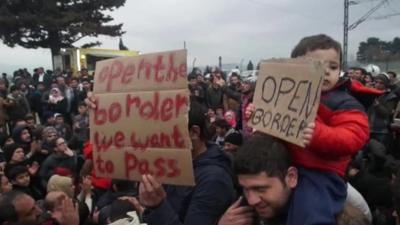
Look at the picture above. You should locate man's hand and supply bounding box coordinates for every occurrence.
[218,197,254,225]
[85,91,97,109]
[52,198,79,225]
[302,122,315,147]
[139,174,166,208]
[30,140,41,154]
[28,162,40,176]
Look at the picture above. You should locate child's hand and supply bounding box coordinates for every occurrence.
[302,122,315,147]
[245,103,255,119]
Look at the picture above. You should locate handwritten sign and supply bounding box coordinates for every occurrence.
[249,58,324,147]
[91,50,194,186]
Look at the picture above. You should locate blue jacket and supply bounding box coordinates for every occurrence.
[143,143,235,225]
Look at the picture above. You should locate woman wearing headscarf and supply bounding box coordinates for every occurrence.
[43,87,68,119]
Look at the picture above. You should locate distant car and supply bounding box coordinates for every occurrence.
[240,70,258,82]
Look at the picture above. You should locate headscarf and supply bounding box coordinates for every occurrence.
[49,88,64,103]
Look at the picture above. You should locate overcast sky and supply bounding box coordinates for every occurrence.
[0,0,399,74]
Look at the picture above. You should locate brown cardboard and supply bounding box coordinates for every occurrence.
[94,50,188,93]
[249,58,324,147]
[91,49,194,186]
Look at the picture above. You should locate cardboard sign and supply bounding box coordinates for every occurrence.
[91,50,195,186]
[249,58,324,147]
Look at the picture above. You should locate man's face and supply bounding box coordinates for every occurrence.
[304,48,340,92]
[374,78,387,91]
[353,69,364,82]
[26,119,35,128]
[70,79,78,89]
[13,194,42,225]
[239,170,297,219]
[1,175,12,193]
[231,76,240,86]
[56,77,65,86]
[11,148,25,163]
[223,142,238,153]
[82,81,91,90]
[46,132,57,143]
[241,83,251,93]
[20,129,31,143]
[55,116,64,125]
[347,69,354,79]
[55,138,67,153]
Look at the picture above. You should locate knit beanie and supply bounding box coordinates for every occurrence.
[224,132,243,146]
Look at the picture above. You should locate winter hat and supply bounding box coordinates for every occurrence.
[224,132,243,146]
[3,143,22,162]
[375,73,390,87]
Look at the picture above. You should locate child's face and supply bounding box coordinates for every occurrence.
[13,172,30,187]
[78,105,88,115]
[304,48,340,92]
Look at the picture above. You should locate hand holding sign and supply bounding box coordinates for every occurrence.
[249,58,324,147]
[139,174,166,208]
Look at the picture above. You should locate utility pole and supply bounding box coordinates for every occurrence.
[343,0,349,70]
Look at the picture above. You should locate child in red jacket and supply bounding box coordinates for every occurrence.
[286,34,371,225]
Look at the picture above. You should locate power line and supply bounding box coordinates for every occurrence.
[368,12,400,20]
[348,0,389,30]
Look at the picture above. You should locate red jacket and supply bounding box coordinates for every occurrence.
[290,79,382,177]
[83,142,112,189]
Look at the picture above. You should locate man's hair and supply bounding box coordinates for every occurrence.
[111,179,137,193]
[78,101,87,108]
[353,67,367,76]
[8,166,29,181]
[109,199,135,222]
[234,132,291,181]
[230,72,240,80]
[188,100,208,140]
[387,71,397,78]
[291,34,342,65]
[214,119,231,130]
[0,191,25,223]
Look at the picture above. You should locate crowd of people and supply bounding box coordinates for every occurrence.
[0,33,399,225]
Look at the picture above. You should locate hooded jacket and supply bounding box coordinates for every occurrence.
[290,78,377,177]
[39,152,77,184]
[143,143,236,225]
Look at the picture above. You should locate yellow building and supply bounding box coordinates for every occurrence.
[56,48,140,75]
